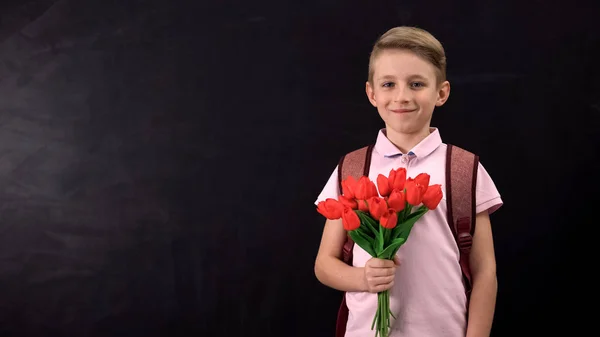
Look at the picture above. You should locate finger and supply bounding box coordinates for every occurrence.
[393,255,401,265]
[373,267,396,277]
[368,275,395,286]
[372,280,394,293]
[366,268,394,279]
[369,258,395,268]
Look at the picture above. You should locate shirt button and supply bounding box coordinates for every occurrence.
[401,156,409,163]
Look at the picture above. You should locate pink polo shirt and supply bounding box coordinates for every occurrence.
[315,128,503,337]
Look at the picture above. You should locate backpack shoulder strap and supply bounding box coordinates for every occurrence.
[337,145,374,196]
[336,144,374,264]
[335,144,373,337]
[445,144,479,302]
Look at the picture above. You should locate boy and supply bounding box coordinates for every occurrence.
[314,27,503,337]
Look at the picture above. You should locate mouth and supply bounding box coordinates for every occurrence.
[390,108,416,114]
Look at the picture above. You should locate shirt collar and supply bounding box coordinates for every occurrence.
[374,127,443,158]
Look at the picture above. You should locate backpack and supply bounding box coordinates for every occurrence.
[334,144,479,337]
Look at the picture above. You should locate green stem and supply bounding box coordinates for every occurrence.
[386,290,390,328]
[371,290,390,337]
[372,289,395,337]
[379,292,382,334]
[371,304,378,330]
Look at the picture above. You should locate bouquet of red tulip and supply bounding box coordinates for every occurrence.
[316,167,443,337]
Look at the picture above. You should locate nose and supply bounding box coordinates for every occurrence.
[393,85,411,103]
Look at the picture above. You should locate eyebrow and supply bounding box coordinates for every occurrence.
[377,74,429,81]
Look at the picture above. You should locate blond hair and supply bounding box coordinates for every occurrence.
[368,26,447,85]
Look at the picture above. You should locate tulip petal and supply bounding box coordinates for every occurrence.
[377,174,391,197]
[387,189,406,212]
[368,196,388,220]
[340,195,358,210]
[422,184,443,209]
[389,168,407,191]
[341,206,361,231]
[380,208,398,229]
[405,181,424,206]
[413,173,430,188]
[316,198,344,219]
[342,177,358,198]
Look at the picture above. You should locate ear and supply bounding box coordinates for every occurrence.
[435,80,451,106]
[365,81,377,107]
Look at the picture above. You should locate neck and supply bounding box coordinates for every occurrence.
[385,127,431,154]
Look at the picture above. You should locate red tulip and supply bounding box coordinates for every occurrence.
[341,206,360,231]
[317,198,344,219]
[358,200,369,212]
[342,176,358,198]
[387,189,406,212]
[368,196,388,220]
[380,208,398,229]
[405,180,425,206]
[422,184,443,209]
[355,176,378,200]
[376,174,391,197]
[340,195,358,210]
[388,168,407,191]
[413,173,430,189]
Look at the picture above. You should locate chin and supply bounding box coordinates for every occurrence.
[387,123,427,136]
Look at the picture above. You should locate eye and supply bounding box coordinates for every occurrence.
[382,82,395,88]
[410,82,425,88]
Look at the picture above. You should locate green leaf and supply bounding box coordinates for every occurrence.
[378,237,406,259]
[405,205,428,220]
[384,226,391,243]
[376,223,385,255]
[391,220,407,239]
[399,203,412,221]
[356,226,375,244]
[396,213,427,242]
[391,207,429,240]
[349,230,376,257]
[356,211,379,237]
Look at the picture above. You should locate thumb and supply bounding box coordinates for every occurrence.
[393,255,401,266]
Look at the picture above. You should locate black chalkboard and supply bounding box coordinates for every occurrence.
[0,0,597,336]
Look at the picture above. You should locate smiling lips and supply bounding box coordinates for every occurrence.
[390,108,416,114]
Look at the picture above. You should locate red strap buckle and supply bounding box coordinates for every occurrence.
[458,232,472,252]
[456,217,472,253]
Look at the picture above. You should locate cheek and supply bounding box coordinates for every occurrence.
[375,91,393,104]
[417,92,438,106]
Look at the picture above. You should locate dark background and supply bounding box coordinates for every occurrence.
[0,0,598,336]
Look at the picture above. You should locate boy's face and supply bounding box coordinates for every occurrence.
[366,49,450,138]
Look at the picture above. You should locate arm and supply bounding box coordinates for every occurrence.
[466,210,498,337]
[314,218,368,292]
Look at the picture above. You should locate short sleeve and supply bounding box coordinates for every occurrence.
[475,162,503,215]
[314,165,341,206]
